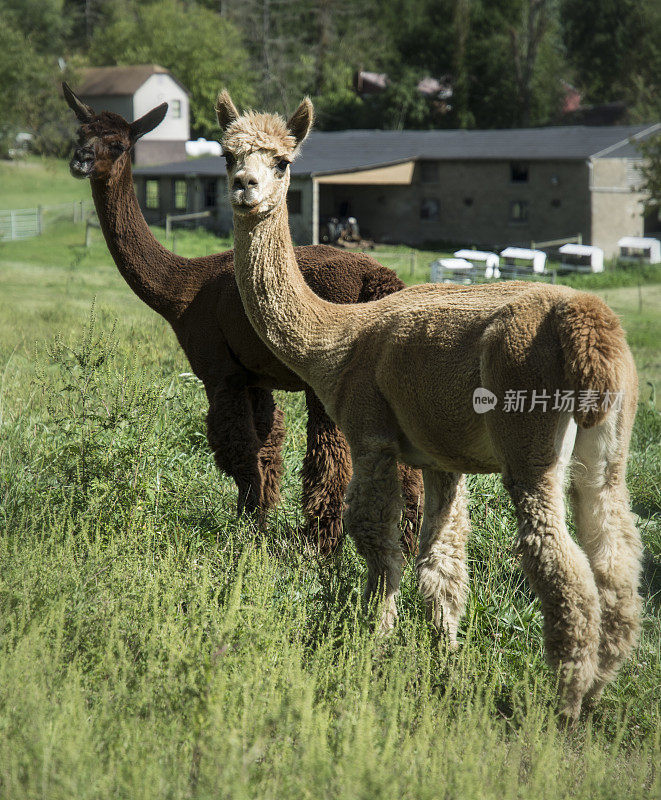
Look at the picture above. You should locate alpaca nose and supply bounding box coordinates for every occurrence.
[76,146,94,161]
[233,171,258,191]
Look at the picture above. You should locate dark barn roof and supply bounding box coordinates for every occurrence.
[78,65,189,97]
[134,123,660,177]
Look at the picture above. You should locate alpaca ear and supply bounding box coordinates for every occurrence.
[215,90,239,131]
[287,98,314,147]
[129,103,168,141]
[62,82,94,122]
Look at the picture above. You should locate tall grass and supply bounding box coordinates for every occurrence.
[0,296,659,798]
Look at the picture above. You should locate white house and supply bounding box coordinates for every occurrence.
[77,65,190,165]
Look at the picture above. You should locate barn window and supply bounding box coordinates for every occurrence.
[173,179,187,210]
[419,161,439,183]
[145,179,160,209]
[420,197,440,220]
[171,99,182,119]
[287,190,302,215]
[204,179,217,208]
[509,200,528,222]
[510,162,529,183]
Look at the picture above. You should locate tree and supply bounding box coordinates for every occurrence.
[561,0,640,104]
[0,0,71,55]
[88,0,254,138]
[0,20,78,157]
[222,0,395,116]
[509,0,555,127]
[638,134,661,218]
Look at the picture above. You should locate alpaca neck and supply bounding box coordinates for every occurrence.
[233,202,348,383]
[90,162,188,320]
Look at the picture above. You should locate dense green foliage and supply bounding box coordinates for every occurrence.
[0,219,659,796]
[0,7,78,157]
[638,133,661,221]
[561,0,661,118]
[1,0,659,153]
[87,0,255,139]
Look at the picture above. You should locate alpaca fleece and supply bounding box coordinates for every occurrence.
[219,92,641,721]
[63,92,423,554]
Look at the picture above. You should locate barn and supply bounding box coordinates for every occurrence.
[132,122,660,257]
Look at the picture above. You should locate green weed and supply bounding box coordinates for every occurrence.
[0,301,659,799]
[0,201,659,798]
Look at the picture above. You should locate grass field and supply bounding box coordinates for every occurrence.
[0,171,660,797]
[0,157,90,210]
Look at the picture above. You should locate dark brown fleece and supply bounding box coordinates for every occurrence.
[68,108,422,554]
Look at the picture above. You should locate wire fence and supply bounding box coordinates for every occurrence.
[0,200,96,241]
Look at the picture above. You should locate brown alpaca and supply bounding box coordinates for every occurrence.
[216,90,642,720]
[62,82,423,554]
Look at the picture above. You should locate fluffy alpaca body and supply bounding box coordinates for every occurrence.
[62,83,423,554]
[217,91,642,719]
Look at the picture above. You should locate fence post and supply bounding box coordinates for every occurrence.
[37,205,43,235]
[166,213,172,238]
[85,220,92,248]
[577,232,582,245]
[10,211,16,240]
[410,250,416,276]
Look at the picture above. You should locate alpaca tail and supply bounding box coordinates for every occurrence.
[555,292,630,428]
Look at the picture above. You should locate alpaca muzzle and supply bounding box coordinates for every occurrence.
[69,147,95,178]
[231,189,260,213]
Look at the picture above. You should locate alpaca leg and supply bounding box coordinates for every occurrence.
[250,388,286,512]
[571,412,642,705]
[301,389,352,555]
[398,464,425,556]
[415,471,470,648]
[206,381,267,518]
[302,391,424,556]
[504,470,601,720]
[344,445,404,632]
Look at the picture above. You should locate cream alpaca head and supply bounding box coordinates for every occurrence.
[215,90,314,218]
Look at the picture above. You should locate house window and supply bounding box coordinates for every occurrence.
[509,200,528,222]
[419,160,439,183]
[287,190,302,215]
[420,197,440,220]
[173,179,187,210]
[204,179,217,208]
[171,99,182,119]
[510,162,529,183]
[145,179,160,209]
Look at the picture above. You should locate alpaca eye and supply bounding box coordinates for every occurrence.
[110,142,125,155]
[275,159,289,174]
[223,152,235,169]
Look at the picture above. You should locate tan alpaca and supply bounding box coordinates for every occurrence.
[216,90,642,720]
